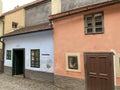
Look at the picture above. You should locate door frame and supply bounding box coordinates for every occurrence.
[12,48,25,78]
[84,52,115,90]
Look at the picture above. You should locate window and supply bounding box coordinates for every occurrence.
[31,49,40,68]
[12,22,18,28]
[6,50,11,60]
[68,56,78,69]
[85,12,104,34]
[66,53,81,72]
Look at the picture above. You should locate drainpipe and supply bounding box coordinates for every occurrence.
[0,20,5,73]
[0,37,5,73]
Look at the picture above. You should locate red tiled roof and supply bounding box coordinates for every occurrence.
[49,0,120,20]
[1,22,52,38]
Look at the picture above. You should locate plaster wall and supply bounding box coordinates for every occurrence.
[61,0,109,12]
[4,9,25,34]
[53,4,120,85]
[51,0,61,14]
[25,1,51,26]
[4,30,54,73]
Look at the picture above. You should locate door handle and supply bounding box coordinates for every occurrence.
[89,72,96,75]
[99,73,108,76]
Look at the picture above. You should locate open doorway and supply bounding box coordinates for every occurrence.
[12,49,25,77]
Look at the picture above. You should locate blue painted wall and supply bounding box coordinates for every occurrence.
[4,30,54,73]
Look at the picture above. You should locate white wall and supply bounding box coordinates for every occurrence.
[4,30,54,73]
[51,0,61,14]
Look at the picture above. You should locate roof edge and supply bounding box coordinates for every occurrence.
[1,28,53,38]
[49,0,120,20]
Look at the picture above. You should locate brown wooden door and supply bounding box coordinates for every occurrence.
[85,53,114,90]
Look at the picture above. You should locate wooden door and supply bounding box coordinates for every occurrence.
[85,53,114,90]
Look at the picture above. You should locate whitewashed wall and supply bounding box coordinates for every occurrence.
[4,30,54,73]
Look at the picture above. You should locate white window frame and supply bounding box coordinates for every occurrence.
[66,53,81,72]
[115,54,120,77]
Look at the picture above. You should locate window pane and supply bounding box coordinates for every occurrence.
[95,13,102,20]
[87,16,92,22]
[35,62,39,66]
[12,22,18,28]
[35,51,39,57]
[31,51,34,56]
[32,56,34,61]
[31,61,34,65]
[87,28,93,33]
[87,23,92,27]
[68,56,78,69]
[36,58,39,61]
[6,50,11,60]
[95,22,102,27]
[95,16,102,21]
[96,28,103,33]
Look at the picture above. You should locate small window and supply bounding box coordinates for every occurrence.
[68,56,78,69]
[12,22,18,28]
[66,53,81,72]
[85,12,104,34]
[31,49,40,68]
[6,50,11,60]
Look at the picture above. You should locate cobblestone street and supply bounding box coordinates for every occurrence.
[0,74,62,90]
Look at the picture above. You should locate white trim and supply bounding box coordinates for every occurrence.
[113,55,116,86]
[115,54,120,77]
[66,53,81,72]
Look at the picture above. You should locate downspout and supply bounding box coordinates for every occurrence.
[0,20,5,73]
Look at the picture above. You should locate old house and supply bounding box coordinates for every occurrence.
[50,0,120,90]
[1,0,54,82]
[0,0,4,72]
[0,1,26,75]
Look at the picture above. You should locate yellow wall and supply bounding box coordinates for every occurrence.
[4,9,25,34]
[0,0,3,49]
[51,0,61,14]
[0,0,2,15]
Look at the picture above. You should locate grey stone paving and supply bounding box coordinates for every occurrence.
[0,73,63,90]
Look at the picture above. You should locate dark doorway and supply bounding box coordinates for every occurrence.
[84,52,114,90]
[12,49,25,77]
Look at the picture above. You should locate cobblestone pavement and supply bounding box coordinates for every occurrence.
[0,74,63,90]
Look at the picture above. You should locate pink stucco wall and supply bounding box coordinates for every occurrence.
[53,4,120,85]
